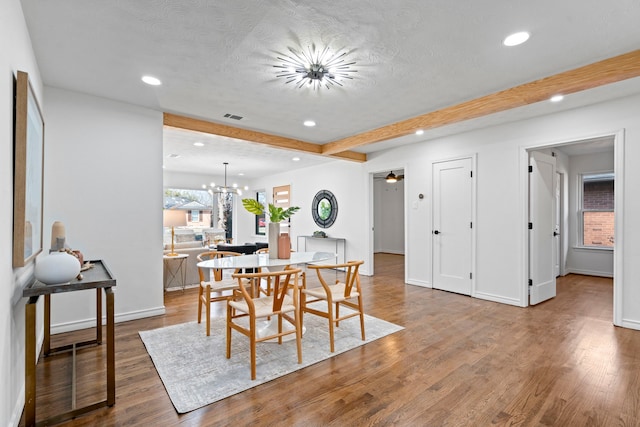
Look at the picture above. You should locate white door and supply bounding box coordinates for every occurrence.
[554,172,562,277]
[529,151,556,305]
[433,158,473,295]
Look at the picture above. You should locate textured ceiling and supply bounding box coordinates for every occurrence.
[20,0,640,177]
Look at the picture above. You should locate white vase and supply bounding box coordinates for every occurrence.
[268,222,280,259]
[35,252,81,285]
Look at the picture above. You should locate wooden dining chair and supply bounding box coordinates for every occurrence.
[253,248,302,297]
[301,260,365,352]
[196,251,241,336]
[227,268,303,380]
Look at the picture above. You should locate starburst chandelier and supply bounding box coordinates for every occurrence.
[274,44,357,90]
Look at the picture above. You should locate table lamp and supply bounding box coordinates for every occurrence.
[163,209,186,256]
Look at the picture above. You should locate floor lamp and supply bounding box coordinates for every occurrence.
[163,209,187,256]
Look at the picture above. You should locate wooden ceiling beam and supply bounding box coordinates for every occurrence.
[163,113,367,162]
[321,49,640,155]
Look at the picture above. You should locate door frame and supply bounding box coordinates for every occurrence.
[366,164,409,280]
[431,154,477,296]
[519,130,624,326]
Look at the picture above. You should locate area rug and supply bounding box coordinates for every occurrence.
[139,306,403,413]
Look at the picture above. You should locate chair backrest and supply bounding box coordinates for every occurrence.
[307,260,364,298]
[197,251,240,282]
[232,268,302,313]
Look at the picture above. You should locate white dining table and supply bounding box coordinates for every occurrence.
[196,251,336,271]
[197,251,336,341]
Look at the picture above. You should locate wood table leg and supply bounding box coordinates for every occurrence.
[96,288,102,344]
[25,296,38,427]
[44,294,50,355]
[106,288,115,406]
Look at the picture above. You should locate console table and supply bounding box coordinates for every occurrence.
[297,235,346,265]
[23,259,116,427]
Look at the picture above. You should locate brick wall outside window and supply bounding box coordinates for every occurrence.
[582,179,614,247]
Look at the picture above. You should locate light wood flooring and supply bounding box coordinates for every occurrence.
[21,253,640,426]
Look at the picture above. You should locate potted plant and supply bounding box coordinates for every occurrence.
[242,199,300,258]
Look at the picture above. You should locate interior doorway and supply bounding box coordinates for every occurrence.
[524,132,622,325]
[369,168,406,278]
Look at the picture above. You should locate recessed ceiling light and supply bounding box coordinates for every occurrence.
[202,184,207,189]
[292,157,301,162]
[303,120,316,127]
[550,94,564,102]
[415,130,424,135]
[193,142,204,147]
[141,75,162,86]
[503,31,530,47]
[210,182,216,187]
[244,186,249,190]
[238,172,245,176]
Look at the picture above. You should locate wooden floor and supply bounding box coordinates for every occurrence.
[22,254,640,426]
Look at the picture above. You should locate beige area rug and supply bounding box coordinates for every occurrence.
[139,305,403,413]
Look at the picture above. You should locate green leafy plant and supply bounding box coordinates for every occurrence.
[242,198,300,223]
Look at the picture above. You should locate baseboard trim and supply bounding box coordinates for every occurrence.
[51,306,167,335]
[474,291,523,307]
[566,268,613,278]
[620,318,640,331]
[406,278,431,288]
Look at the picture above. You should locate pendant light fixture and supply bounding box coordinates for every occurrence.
[385,171,398,183]
[210,162,242,195]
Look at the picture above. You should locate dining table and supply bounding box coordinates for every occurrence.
[197,251,335,271]
[197,251,336,340]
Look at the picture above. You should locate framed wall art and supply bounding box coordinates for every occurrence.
[13,70,44,268]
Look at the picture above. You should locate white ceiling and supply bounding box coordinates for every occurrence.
[20,0,640,178]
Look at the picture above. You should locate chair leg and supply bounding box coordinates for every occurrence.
[197,285,203,324]
[250,316,257,380]
[205,285,211,336]
[327,302,335,353]
[295,307,302,364]
[226,303,232,359]
[358,295,366,341]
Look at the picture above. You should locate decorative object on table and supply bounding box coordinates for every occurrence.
[34,251,81,285]
[313,230,327,238]
[242,198,299,259]
[50,220,66,250]
[163,208,187,256]
[311,190,338,228]
[277,233,291,259]
[12,70,44,268]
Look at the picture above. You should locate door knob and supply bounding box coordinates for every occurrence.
[553,231,559,236]
[433,230,440,235]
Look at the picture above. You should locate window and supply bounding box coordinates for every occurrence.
[580,172,614,248]
[255,190,266,235]
[191,209,200,222]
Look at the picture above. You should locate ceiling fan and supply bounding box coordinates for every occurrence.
[374,171,404,183]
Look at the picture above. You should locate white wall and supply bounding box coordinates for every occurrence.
[235,160,370,272]
[1,1,46,425]
[362,93,640,328]
[566,151,615,277]
[43,87,165,331]
[374,179,405,254]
